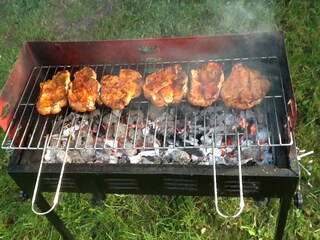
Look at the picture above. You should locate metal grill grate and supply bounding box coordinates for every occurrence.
[1,56,293,150]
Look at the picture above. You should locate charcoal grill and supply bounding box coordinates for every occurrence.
[0,32,299,240]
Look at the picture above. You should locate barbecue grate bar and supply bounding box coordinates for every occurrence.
[2,56,293,151]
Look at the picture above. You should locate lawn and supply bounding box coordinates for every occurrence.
[0,0,319,239]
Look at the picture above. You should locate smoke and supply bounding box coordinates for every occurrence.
[205,0,277,34]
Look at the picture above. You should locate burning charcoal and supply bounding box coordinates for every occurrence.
[102,110,122,127]
[143,134,161,149]
[56,150,72,163]
[254,105,267,124]
[190,154,203,164]
[217,156,228,165]
[75,131,95,149]
[178,102,199,116]
[97,123,107,136]
[212,147,222,157]
[188,124,211,139]
[200,132,220,146]
[109,156,118,164]
[241,144,261,162]
[118,155,130,164]
[62,124,80,140]
[153,156,162,164]
[243,159,256,166]
[259,146,274,166]
[153,108,176,136]
[225,155,239,166]
[148,105,167,121]
[165,149,191,165]
[52,112,75,133]
[89,109,101,118]
[184,148,204,158]
[127,109,145,125]
[200,134,213,146]
[79,149,96,161]
[95,148,113,162]
[165,138,179,148]
[202,107,219,127]
[44,149,60,163]
[121,142,138,157]
[204,106,215,115]
[104,138,118,148]
[109,123,126,139]
[161,156,170,164]
[127,128,145,145]
[128,148,160,164]
[187,136,199,146]
[41,89,275,167]
[68,150,86,163]
[215,110,226,124]
[241,139,255,147]
[224,114,238,132]
[198,146,212,158]
[238,109,255,120]
[214,135,223,146]
[140,157,153,164]
[128,154,141,164]
[212,155,227,165]
[257,126,269,143]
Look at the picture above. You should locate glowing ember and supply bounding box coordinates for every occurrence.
[44,102,274,166]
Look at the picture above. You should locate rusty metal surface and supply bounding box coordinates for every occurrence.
[0,43,38,134]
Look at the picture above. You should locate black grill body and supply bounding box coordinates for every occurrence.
[1,32,299,240]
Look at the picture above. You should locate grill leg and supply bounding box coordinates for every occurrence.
[33,192,75,240]
[275,196,292,240]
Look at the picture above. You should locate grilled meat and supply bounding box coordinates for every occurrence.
[74,66,97,80]
[188,62,224,107]
[220,63,271,109]
[100,69,143,110]
[143,64,188,106]
[67,67,101,112]
[36,70,71,115]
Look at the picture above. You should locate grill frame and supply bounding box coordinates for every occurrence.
[1,32,299,240]
[2,56,294,151]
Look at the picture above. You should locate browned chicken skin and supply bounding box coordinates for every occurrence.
[188,62,224,107]
[100,69,143,110]
[36,70,71,115]
[220,63,271,109]
[143,64,188,107]
[67,67,101,112]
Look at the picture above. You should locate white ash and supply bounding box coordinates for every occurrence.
[120,142,138,157]
[126,109,145,125]
[128,147,160,164]
[257,126,269,142]
[44,104,274,166]
[103,110,122,123]
[164,148,191,164]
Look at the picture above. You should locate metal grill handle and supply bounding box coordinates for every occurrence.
[31,134,71,215]
[212,132,245,218]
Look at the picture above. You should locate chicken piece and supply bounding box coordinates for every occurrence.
[220,63,271,109]
[67,67,100,112]
[74,66,97,80]
[143,64,188,106]
[188,62,224,107]
[36,70,71,115]
[100,69,143,110]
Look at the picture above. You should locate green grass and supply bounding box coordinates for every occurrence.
[0,0,319,239]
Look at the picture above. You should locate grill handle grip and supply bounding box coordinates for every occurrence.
[31,134,71,215]
[212,132,245,218]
